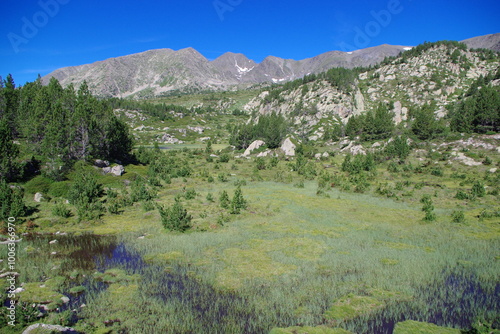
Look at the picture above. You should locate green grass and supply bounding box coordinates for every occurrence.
[3,138,499,333]
[393,320,461,334]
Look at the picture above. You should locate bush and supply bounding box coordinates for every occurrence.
[230,186,247,214]
[158,202,192,232]
[130,176,156,202]
[218,153,230,163]
[184,189,197,200]
[218,173,228,183]
[255,157,266,170]
[455,190,469,200]
[471,181,486,198]
[24,176,53,194]
[219,190,230,209]
[421,194,436,222]
[451,210,465,223]
[48,181,71,198]
[430,167,444,177]
[52,203,72,218]
[67,168,104,221]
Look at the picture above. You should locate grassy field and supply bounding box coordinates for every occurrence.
[3,140,498,333]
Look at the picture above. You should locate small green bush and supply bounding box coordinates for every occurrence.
[158,202,192,232]
[219,190,230,209]
[184,189,197,200]
[218,173,228,182]
[218,153,230,163]
[48,181,71,198]
[24,176,53,194]
[52,203,72,218]
[455,190,469,200]
[421,194,436,222]
[230,186,247,214]
[255,157,266,170]
[451,210,465,223]
[471,181,486,198]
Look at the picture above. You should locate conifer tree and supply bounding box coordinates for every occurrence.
[0,119,18,181]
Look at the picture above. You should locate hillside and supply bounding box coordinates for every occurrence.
[241,41,500,142]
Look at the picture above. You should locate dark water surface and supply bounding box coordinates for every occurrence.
[27,233,499,333]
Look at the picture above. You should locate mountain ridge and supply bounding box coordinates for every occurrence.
[42,33,500,98]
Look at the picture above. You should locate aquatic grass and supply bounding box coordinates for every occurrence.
[393,320,461,333]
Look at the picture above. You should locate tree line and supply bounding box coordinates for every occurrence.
[0,75,134,182]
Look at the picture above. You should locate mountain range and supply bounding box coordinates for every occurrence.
[42,33,500,98]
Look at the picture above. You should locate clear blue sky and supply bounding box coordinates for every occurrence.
[1,0,499,85]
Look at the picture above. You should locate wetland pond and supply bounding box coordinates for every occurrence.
[18,233,499,333]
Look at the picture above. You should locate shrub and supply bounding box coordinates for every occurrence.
[52,203,72,218]
[24,175,53,194]
[230,186,247,214]
[130,176,156,202]
[455,190,469,200]
[421,194,436,222]
[219,190,230,209]
[67,168,104,221]
[158,202,192,232]
[184,189,197,200]
[471,181,486,198]
[218,173,228,183]
[430,167,444,177]
[142,200,155,212]
[48,181,71,198]
[482,156,492,165]
[385,136,411,162]
[451,210,465,223]
[255,157,266,170]
[107,200,122,215]
[218,154,230,163]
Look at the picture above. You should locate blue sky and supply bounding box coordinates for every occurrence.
[1,0,499,85]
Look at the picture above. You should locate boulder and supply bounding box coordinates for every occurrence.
[161,133,184,144]
[257,150,272,157]
[280,138,296,156]
[94,159,109,168]
[342,144,366,155]
[102,165,125,176]
[34,192,44,203]
[110,165,125,176]
[243,140,265,156]
[22,323,79,334]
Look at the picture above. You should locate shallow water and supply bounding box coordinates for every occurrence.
[25,233,500,333]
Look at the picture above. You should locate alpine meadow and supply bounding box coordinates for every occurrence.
[1,33,500,334]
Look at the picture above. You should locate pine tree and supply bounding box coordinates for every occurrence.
[0,119,19,181]
[158,201,192,232]
[3,74,19,131]
[230,186,247,214]
[68,165,104,221]
[0,181,26,220]
[411,104,443,140]
[219,190,230,209]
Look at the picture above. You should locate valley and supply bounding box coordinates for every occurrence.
[0,38,499,334]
